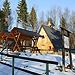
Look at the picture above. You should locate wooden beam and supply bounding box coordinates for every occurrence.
[21,33,34,38]
[2,38,7,52]
[2,33,7,38]
[20,35,33,38]
[61,28,65,71]
[69,34,73,69]
[7,38,15,41]
[19,36,31,41]
[64,34,69,37]
[60,27,71,33]
[12,33,21,52]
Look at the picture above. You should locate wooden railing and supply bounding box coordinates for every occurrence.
[0,52,58,75]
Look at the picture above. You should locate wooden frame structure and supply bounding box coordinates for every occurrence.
[1,27,43,52]
[0,31,10,40]
[61,27,73,71]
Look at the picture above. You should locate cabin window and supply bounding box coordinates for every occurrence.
[49,46,51,49]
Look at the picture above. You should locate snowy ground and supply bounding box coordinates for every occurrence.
[0,50,75,75]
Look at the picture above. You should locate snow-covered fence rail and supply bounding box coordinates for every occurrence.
[0,52,58,75]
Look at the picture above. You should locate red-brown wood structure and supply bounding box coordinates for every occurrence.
[0,31,10,40]
[1,27,43,52]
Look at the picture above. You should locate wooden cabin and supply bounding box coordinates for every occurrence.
[34,21,62,53]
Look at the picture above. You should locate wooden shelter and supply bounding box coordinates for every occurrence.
[2,27,43,52]
[0,31,10,40]
[33,22,62,53]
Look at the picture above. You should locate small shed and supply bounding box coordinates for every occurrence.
[34,22,62,53]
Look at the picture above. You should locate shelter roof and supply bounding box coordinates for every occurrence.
[1,31,10,36]
[39,25,62,51]
[7,27,44,41]
[0,31,10,40]
[14,27,43,37]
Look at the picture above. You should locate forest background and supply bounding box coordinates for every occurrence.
[0,0,75,48]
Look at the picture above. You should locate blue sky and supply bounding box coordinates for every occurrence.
[0,0,75,28]
[0,0,75,13]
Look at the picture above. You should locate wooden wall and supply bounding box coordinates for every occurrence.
[36,27,55,53]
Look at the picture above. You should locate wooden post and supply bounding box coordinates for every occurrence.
[47,50,48,54]
[2,40,7,52]
[69,35,73,69]
[62,28,65,71]
[58,50,60,55]
[61,27,73,71]
[46,50,49,75]
[31,38,35,53]
[12,33,21,52]
[46,63,49,75]
[36,49,37,53]
[7,45,8,54]
[12,57,14,75]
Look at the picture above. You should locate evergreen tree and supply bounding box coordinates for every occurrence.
[17,0,28,29]
[2,0,11,31]
[0,10,6,33]
[29,7,37,31]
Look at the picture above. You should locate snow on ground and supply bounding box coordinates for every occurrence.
[0,49,75,75]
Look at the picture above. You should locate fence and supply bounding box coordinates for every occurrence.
[0,52,58,75]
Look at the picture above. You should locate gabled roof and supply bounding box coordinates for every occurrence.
[39,25,62,51]
[0,31,10,40]
[1,31,10,36]
[4,31,10,35]
[14,27,43,37]
[50,21,55,26]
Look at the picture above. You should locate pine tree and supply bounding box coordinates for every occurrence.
[17,0,28,29]
[0,10,6,33]
[2,0,11,31]
[29,7,37,31]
